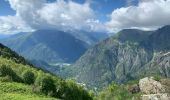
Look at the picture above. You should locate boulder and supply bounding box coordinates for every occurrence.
[141,93,170,100]
[139,77,165,94]
[128,84,140,94]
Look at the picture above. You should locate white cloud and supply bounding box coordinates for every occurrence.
[0,16,33,34]
[107,0,170,32]
[2,0,170,34]
[0,0,106,34]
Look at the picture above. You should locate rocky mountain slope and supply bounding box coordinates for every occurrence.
[72,25,170,89]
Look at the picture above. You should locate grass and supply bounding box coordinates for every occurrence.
[0,82,58,100]
[0,93,57,100]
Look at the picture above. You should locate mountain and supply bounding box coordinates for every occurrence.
[72,26,170,89]
[0,43,92,100]
[0,30,89,64]
[69,30,109,45]
[0,34,11,39]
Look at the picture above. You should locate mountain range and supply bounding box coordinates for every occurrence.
[0,30,108,64]
[71,25,170,89]
[1,25,170,90]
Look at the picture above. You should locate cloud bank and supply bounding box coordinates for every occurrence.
[107,0,170,32]
[0,16,33,34]
[0,0,106,34]
[1,0,170,34]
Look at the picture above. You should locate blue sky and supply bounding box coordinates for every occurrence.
[0,0,15,16]
[0,0,170,34]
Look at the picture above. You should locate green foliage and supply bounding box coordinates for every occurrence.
[153,75,162,82]
[0,82,57,100]
[22,70,35,85]
[60,80,93,100]
[0,65,14,77]
[0,75,13,82]
[0,65,22,82]
[0,45,31,65]
[35,76,56,96]
[97,82,133,100]
[0,44,93,100]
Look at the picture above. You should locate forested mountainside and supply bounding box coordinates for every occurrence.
[72,25,170,89]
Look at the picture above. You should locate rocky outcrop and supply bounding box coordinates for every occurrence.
[139,77,165,94]
[141,93,170,100]
[139,77,170,100]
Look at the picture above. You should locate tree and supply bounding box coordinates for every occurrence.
[0,65,13,76]
[0,65,22,82]
[35,76,56,96]
[62,80,93,100]
[22,70,35,85]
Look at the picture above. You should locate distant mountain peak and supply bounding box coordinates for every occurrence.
[115,29,152,43]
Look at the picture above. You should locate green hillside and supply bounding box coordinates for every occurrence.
[0,43,92,100]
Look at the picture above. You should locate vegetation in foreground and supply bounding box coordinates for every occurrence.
[0,43,92,100]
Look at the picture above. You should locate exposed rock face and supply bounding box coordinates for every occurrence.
[139,77,170,100]
[73,25,170,89]
[139,77,165,94]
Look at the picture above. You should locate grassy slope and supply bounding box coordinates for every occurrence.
[0,43,92,100]
[0,44,61,100]
[0,57,59,100]
[0,82,57,100]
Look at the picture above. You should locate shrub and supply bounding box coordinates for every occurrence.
[22,70,35,85]
[0,65,22,82]
[61,80,93,100]
[35,76,56,96]
[0,75,13,82]
[98,82,133,100]
[153,75,162,82]
[0,65,13,76]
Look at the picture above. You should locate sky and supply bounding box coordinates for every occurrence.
[0,0,170,34]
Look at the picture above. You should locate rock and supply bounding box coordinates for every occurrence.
[139,77,165,94]
[128,84,140,94]
[141,93,170,100]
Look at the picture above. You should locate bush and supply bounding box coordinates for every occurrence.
[61,80,93,100]
[35,76,56,96]
[0,65,13,77]
[0,65,22,82]
[98,82,133,100]
[22,70,35,85]
[0,75,13,82]
[153,75,162,82]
